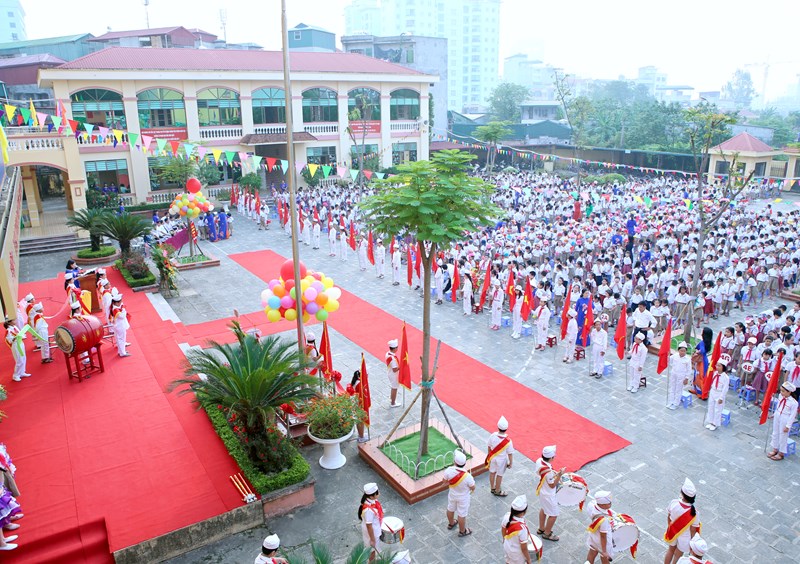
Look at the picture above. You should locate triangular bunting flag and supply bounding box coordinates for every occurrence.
[68,119,80,133]
[295,162,305,174]
[252,155,262,168]
[212,149,222,163]
[308,163,319,177]
[337,166,347,177]
[140,134,153,151]
[197,146,207,159]
[3,105,16,122]
[375,172,385,179]
[97,125,108,138]
[238,151,249,164]
[83,123,95,135]
[169,140,180,154]
[363,170,373,180]
[19,108,31,124]
[37,112,49,126]
[266,157,276,171]
[51,116,62,129]
[156,138,168,153]
[127,132,138,147]
[112,129,124,143]
[280,159,288,173]
[350,169,359,181]
[225,151,236,165]
[321,165,331,178]
[183,143,196,158]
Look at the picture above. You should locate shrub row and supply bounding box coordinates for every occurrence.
[76,246,117,259]
[114,259,157,288]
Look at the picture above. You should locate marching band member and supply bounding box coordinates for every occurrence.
[487,416,514,497]
[501,495,532,564]
[4,320,30,382]
[676,533,709,564]
[585,491,614,564]
[358,482,384,559]
[109,292,131,357]
[535,444,564,542]
[443,450,475,537]
[100,280,113,322]
[253,534,288,564]
[385,339,401,408]
[31,303,52,364]
[663,478,701,564]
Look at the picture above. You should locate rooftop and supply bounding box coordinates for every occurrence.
[54,47,427,75]
[0,33,93,50]
[88,26,192,42]
[712,131,776,153]
[0,53,66,68]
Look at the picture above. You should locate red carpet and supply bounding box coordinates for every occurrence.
[231,250,631,472]
[0,271,243,563]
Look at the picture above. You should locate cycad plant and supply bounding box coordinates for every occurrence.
[170,322,319,472]
[99,212,152,255]
[285,542,397,564]
[66,208,111,251]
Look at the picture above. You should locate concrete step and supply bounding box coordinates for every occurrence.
[19,234,93,256]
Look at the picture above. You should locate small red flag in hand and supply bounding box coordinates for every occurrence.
[451,262,460,304]
[656,319,672,375]
[581,296,594,345]
[760,350,784,425]
[701,332,722,400]
[479,261,492,310]
[521,277,534,321]
[398,322,412,390]
[615,306,627,360]
[560,283,572,340]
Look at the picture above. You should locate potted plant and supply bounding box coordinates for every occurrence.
[306,393,365,469]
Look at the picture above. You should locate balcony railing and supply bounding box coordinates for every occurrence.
[390,120,421,132]
[76,132,129,146]
[199,125,243,140]
[254,124,287,135]
[7,136,64,151]
[303,123,338,135]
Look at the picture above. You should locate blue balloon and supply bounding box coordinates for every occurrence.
[268,296,281,309]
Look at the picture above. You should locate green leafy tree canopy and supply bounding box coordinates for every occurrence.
[487,82,530,122]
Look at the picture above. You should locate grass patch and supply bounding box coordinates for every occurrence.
[202,401,309,494]
[671,334,700,351]
[114,259,157,288]
[125,203,169,212]
[380,427,468,479]
[77,245,117,259]
[177,254,211,264]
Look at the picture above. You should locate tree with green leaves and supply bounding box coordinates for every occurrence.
[723,69,757,109]
[196,159,223,187]
[749,107,798,148]
[487,82,530,122]
[360,150,501,455]
[239,172,262,192]
[553,70,592,186]
[99,212,152,256]
[158,157,196,188]
[474,121,512,176]
[66,208,111,252]
[346,92,375,191]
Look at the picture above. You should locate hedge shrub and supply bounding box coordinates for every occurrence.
[114,259,157,288]
[202,401,310,493]
[77,246,117,259]
[126,203,169,212]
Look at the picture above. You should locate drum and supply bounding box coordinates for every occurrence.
[525,535,543,561]
[610,513,639,553]
[380,516,405,545]
[555,473,588,508]
[55,315,103,355]
[391,549,411,564]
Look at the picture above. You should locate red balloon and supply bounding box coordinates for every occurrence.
[284,279,295,290]
[186,178,202,193]
[279,259,307,282]
[311,271,322,280]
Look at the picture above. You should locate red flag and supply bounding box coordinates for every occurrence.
[506,270,517,311]
[339,216,345,230]
[320,321,341,392]
[414,243,422,280]
[348,224,356,251]
[359,354,372,427]
[521,277,534,321]
[327,213,332,232]
[615,306,627,360]
[367,231,375,265]
[451,262,460,303]
[398,322,412,390]
[701,332,722,400]
[255,191,261,210]
[313,207,320,222]
[479,261,492,309]
[760,350,784,425]
[656,319,673,375]
[560,283,573,340]
[406,247,413,286]
[581,296,595,345]
[298,206,305,231]
[389,235,395,255]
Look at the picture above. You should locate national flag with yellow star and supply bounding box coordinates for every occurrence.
[521,276,534,321]
[398,322,412,390]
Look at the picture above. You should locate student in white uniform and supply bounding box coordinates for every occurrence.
[443,450,476,537]
[627,333,648,393]
[768,381,799,461]
[501,495,533,564]
[253,534,288,564]
[535,444,565,542]
[703,359,729,431]
[667,342,692,409]
[589,320,608,378]
[358,482,384,557]
[584,491,614,564]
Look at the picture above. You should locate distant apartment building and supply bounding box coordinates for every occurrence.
[503,54,556,100]
[344,0,500,113]
[86,26,262,51]
[635,65,667,97]
[341,33,446,136]
[0,0,25,43]
[288,23,337,52]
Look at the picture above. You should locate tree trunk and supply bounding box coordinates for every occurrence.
[90,234,101,252]
[418,242,436,455]
[684,226,705,344]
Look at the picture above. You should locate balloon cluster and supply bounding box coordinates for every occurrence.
[262,260,342,323]
[168,177,214,219]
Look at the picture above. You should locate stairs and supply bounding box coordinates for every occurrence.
[19,234,92,256]
[5,518,114,564]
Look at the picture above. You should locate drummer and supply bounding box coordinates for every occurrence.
[253,534,288,564]
[535,444,565,542]
[664,478,700,564]
[585,491,613,564]
[676,533,709,564]
[501,495,533,564]
[358,482,383,558]
[487,415,514,497]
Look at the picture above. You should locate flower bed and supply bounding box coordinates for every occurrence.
[114,258,157,289]
[202,401,310,494]
[77,246,117,259]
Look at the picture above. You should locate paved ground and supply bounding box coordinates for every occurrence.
[22,197,800,564]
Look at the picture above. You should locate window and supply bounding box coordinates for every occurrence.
[390,89,420,120]
[754,162,767,177]
[85,159,129,192]
[302,87,338,123]
[306,146,336,165]
[6,12,12,17]
[392,142,417,165]
[70,88,126,128]
[348,87,381,121]
[252,88,286,124]
[10,33,16,40]
[350,143,379,159]
[137,88,186,129]
[197,88,241,126]
[406,49,414,63]
[9,22,15,28]
[714,161,729,175]
[294,31,302,40]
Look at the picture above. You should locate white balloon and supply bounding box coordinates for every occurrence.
[327,287,342,300]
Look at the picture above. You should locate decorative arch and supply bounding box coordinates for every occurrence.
[136,88,187,129]
[197,87,241,126]
[69,88,125,129]
[389,88,420,120]
[251,87,286,124]
[302,87,338,123]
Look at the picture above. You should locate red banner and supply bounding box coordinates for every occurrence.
[349,120,381,134]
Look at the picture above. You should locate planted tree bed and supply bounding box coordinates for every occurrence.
[380,427,467,479]
[174,253,220,271]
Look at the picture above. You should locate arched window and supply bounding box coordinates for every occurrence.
[137,88,186,129]
[390,89,420,120]
[348,88,381,121]
[302,87,338,123]
[197,88,241,126]
[70,88,125,129]
[252,87,285,124]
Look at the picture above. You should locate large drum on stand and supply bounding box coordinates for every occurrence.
[380,516,405,544]
[55,315,104,354]
[610,513,639,555]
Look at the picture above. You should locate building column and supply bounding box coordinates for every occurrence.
[337,94,350,167]
[21,166,40,227]
[241,96,254,135]
[380,94,391,169]
[62,137,87,211]
[420,90,431,160]
[184,81,200,140]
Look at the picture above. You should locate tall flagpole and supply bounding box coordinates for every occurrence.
[280,0,305,355]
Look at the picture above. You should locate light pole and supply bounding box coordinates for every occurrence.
[280,0,305,355]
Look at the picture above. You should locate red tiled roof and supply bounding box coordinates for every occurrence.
[712,132,775,153]
[88,26,185,41]
[0,54,65,68]
[56,47,426,75]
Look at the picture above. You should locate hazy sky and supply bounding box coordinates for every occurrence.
[23,0,800,102]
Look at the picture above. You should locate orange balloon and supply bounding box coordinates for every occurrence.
[272,285,286,298]
[316,292,328,306]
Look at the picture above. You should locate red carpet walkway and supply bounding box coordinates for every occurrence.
[231,250,631,472]
[0,270,245,563]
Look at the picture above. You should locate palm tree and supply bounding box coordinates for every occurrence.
[285,542,396,564]
[170,321,319,439]
[98,212,152,255]
[66,208,111,252]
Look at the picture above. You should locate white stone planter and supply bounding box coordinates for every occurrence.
[307,426,354,470]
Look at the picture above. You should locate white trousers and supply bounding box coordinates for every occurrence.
[770,417,790,453]
[591,347,604,374]
[667,372,686,406]
[704,394,726,426]
[11,347,26,378]
[491,302,502,326]
[628,364,644,390]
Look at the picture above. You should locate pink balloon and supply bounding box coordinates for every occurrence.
[268,279,280,289]
[187,194,195,202]
[304,288,317,302]
[280,295,294,309]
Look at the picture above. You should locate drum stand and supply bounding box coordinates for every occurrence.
[65,343,105,382]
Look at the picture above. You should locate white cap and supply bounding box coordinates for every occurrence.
[782,381,796,393]
[497,416,508,430]
[681,477,696,497]
[363,482,378,495]
[70,301,81,309]
[97,268,106,275]
[568,309,577,317]
[305,331,315,342]
[542,444,556,458]
[388,339,399,348]
[634,332,645,340]
[453,450,467,466]
[25,293,34,301]
[112,292,123,301]
[689,533,707,556]
[594,490,612,505]
[511,494,527,511]
[678,342,689,349]
[492,279,500,286]
[100,279,110,287]
[33,303,43,312]
[748,337,758,344]
[716,358,727,367]
[262,534,280,550]
[65,273,74,280]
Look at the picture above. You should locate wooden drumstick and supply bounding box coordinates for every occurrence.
[236,473,254,496]
[230,475,247,497]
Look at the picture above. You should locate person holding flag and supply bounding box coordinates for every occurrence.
[490,279,504,330]
[375,238,386,279]
[767,381,798,461]
[346,366,370,444]
[486,416,514,497]
[667,342,692,410]
[589,319,607,379]
[562,309,578,363]
[442,450,475,538]
[397,322,412,392]
[511,287,524,339]
[627,333,648,393]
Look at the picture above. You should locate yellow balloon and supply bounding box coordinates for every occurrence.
[324,298,339,312]
[266,309,281,322]
[302,312,310,323]
[322,276,334,289]
[300,280,311,292]
[285,308,297,321]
